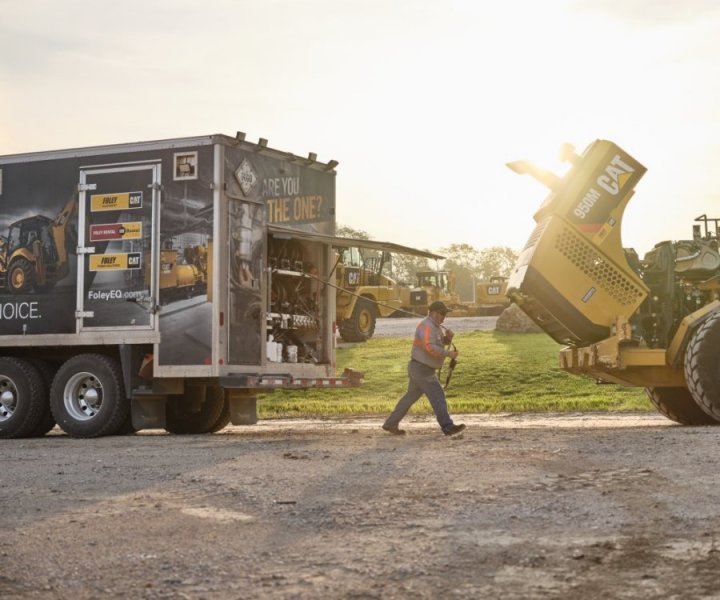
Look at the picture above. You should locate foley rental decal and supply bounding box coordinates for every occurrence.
[90,222,143,242]
[89,252,142,271]
[90,191,143,212]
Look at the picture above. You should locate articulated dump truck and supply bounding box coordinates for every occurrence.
[0,133,363,438]
[507,139,720,425]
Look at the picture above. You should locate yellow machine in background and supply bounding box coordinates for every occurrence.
[158,244,209,304]
[399,271,511,317]
[335,247,400,341]
[507,139,720,424]
[472,276,511,316]
[334,243,445,342]
[398,270,464,315]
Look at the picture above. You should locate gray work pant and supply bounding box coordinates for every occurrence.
[384,359,454,433]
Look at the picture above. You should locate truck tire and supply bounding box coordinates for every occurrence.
[8,258,35,294]
[50,354,129,438]
[114,412,138,436]
[25,359,57,437]
[339,298,376,342]
[645,387,718,426]
[685,310,720,421]
[206,396,232,433]
[165,385,226,434]
[0,357,46,438]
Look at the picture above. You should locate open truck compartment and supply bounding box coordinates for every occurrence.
[0,133,361,438]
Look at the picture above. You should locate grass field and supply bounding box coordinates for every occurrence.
[258,331,654,418]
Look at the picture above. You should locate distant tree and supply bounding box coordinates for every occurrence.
[391,253,434,284]
[440,243,482,270]
[336,224,370,239]
[476,246,518,280]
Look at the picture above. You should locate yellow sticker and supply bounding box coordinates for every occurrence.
[89,252,142,271]
[89,221,142,242]
[90,191,143,212]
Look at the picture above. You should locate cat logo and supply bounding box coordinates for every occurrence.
[573,154,635,220]
[127,253,141,269]
[129,192,143,208]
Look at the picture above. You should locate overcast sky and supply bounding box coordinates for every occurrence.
[2,0,719,255]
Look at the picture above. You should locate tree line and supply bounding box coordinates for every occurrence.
[336,225,519,301]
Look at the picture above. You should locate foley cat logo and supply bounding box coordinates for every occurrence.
[91,191,143,212]
[89,252,142,271]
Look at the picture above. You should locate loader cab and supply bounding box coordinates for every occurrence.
[6,215,60,267]
[417,270,450,293]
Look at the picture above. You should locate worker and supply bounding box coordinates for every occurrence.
[382,301,466,436]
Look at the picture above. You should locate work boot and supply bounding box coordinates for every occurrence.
[443,423,466,436]
[382,424,406,436]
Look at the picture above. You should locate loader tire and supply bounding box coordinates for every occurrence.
[645,387,718,426]
[0,357,46,438]
[339,298,376,342]
[165,385,226,434]
[8,258,35,294]
[685,311,720,421]
[50,354,129,438]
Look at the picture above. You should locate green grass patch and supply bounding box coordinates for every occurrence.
[258,331,653,418]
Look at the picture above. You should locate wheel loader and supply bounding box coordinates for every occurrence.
[334,244,444,342]
[0,196,77,294]
[507,139,720,425]
[399,269,466,315]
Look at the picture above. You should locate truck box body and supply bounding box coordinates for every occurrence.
[0,134,358,437]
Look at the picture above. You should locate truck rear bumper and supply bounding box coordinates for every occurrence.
[219,368,363,389]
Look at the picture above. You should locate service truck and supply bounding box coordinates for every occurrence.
[0,132,363,438]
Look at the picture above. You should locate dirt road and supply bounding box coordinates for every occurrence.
[3,413,720,599]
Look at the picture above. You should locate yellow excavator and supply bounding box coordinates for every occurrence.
[507,139,720,425]
[0,196,77,294]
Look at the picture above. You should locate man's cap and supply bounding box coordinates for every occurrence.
[428,301,452,315]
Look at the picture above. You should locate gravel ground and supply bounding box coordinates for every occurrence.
[3,413,720,599]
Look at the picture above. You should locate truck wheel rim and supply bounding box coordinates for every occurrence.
[63,372,103,421]
[0,376,18,422]
[359,310,371,331]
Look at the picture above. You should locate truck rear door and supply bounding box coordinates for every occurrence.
[77,163,159,331]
